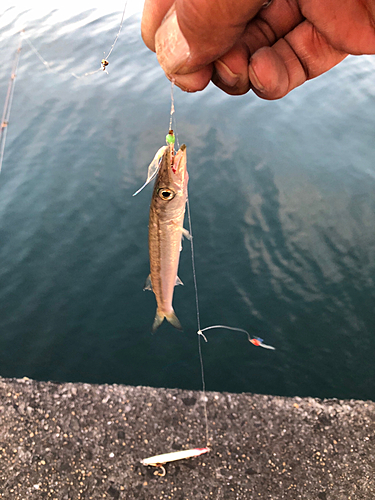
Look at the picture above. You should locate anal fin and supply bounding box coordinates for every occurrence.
[175,276,183,286]
[144,274,152,291]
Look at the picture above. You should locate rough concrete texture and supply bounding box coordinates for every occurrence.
[0,377,374,499]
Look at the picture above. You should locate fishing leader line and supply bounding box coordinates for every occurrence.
[22,0,128,79]
[0,2,128,174]
[168,80,277,449]
[169,80,210,447]
[0,34,22,174]
[11,0,127,83]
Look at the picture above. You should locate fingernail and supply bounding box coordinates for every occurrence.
[214,60,240,87]
[155,6,190,74]
[248,61,265,92]
[168,73,199,93]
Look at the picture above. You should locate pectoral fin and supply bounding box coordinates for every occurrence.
[169,221,191,241]
[182,228,192,240]
[180,229,192,251]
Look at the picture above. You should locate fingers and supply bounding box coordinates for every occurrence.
[142,0,214,92]
[143,0,305,94]
[212,42,251,95]
[243,0,303,53]
[141,0,174,52]
[212,0,303,95]
[167,65,214,93]
[151,0,266,71]
[142,0,374,99]
[212,19,348,98]
[248,21,348,99]
[300,0,375,54]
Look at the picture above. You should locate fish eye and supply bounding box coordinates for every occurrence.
[158,187,175,201]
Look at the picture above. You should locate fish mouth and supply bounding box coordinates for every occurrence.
[172,144,187,176]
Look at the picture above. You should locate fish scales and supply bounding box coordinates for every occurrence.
[147,143,188,332]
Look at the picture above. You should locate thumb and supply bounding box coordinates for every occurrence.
[154,0,266,75]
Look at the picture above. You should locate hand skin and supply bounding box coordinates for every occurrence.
[141,0,375,99]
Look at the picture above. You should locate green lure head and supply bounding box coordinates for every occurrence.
[166,129,175,145]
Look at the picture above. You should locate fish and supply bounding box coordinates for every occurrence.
[144,143,189,332]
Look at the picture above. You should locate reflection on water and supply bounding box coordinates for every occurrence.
[0,5,375,400]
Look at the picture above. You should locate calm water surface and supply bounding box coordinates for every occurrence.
[1,3,375,400]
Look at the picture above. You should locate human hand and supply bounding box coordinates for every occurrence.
[141,0,375,99]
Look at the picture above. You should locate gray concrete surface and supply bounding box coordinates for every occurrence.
[0,377,374,499]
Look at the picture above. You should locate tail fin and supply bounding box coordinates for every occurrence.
[152,308,183,333]
[166,310,183,331]
[151,309,165,333]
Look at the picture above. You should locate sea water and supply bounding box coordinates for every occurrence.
[0,1,375,400]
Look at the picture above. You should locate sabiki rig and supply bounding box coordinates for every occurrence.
[134,130,190,332]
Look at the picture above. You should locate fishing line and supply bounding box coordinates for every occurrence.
[168,81,276,449]
[185,205,276,443]
[186,196,210,447]
[169,79,180,149]
[22,33,94,79]
[169,79,210,446]
[103,0,128,61]
[1,3,127,171]
[21,1,128,79]
[21,32,95,80]
[21,33,56,73]
[200,325,252,341]
[169,80,175,131]
[200,324,276,350]
[0,33,22,174]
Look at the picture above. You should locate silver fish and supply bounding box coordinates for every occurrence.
[144,143,188,332]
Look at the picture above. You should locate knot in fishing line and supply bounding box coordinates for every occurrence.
[197,330,208,342]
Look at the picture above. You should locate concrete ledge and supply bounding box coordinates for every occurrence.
[0,377,374,499]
